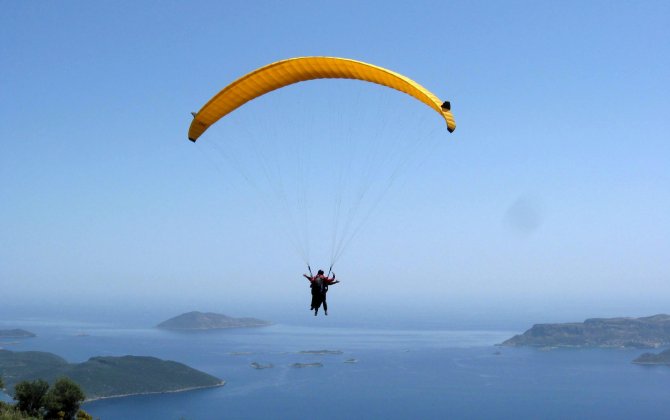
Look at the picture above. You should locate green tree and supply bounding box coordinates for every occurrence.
[74,409,92,420]
[13,379,49,417]
[0,375,4,389]
[43,378,85,420]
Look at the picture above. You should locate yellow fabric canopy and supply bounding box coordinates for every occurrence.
[188,56,456,141]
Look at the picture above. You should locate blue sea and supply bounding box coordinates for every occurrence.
[2,320,670,419]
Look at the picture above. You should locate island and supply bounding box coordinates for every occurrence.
[0,349,224,400]
[0,329,36,338]
[291,363,323,368]
[633,349,670,365]
[250,362,273,369]
[298,350,343,355]
[501,314,670,348]
[156,311,271,330]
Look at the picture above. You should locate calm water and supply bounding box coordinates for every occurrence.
[2,321,669,419]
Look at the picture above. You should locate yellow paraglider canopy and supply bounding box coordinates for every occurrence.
[188,56,456,141]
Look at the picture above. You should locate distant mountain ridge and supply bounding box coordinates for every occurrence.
[0,350,224,400]
[501,314,670,348]
[156,311,271,330]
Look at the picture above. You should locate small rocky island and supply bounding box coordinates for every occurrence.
[156,311,271,330]
[501,314,670,348]
[0,349,224,400]
[291,363,323,368]
[299,350,343,355]
[0,329,36,338]
[250,362,274,369]
[633,349,670,365]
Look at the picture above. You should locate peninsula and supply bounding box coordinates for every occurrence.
[501,314,670,348]
[156,311,271,330]
[0,329,35,338]
[0,350,224,400]
[633,349,670,365]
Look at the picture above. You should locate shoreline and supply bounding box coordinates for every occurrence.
[157,324,272,331]
[632,361,670,366]
[83,381,226,403]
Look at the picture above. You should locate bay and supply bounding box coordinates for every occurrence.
[2,322,669,419]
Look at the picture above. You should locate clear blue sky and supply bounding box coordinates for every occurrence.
[1,1,668,322]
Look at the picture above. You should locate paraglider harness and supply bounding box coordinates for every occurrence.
[311,278,326,295]
[308,265,331,295]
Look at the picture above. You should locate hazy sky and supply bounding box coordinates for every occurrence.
[1,1,668,320]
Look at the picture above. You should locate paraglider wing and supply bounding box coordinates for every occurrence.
[188,56,456,142]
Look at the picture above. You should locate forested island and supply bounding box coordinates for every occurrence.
[0,329,35,338]
[157,311,271,330]
[501,314,670,348]
[0,350,224,399]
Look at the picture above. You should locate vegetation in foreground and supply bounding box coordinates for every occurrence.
[0,376,91,420]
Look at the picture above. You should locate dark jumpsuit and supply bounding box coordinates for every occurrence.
[310,276,336,314]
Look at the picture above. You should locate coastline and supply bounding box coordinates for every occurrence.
[157,324,272,331]
[83,381,226,403]
[632,361,670,366]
